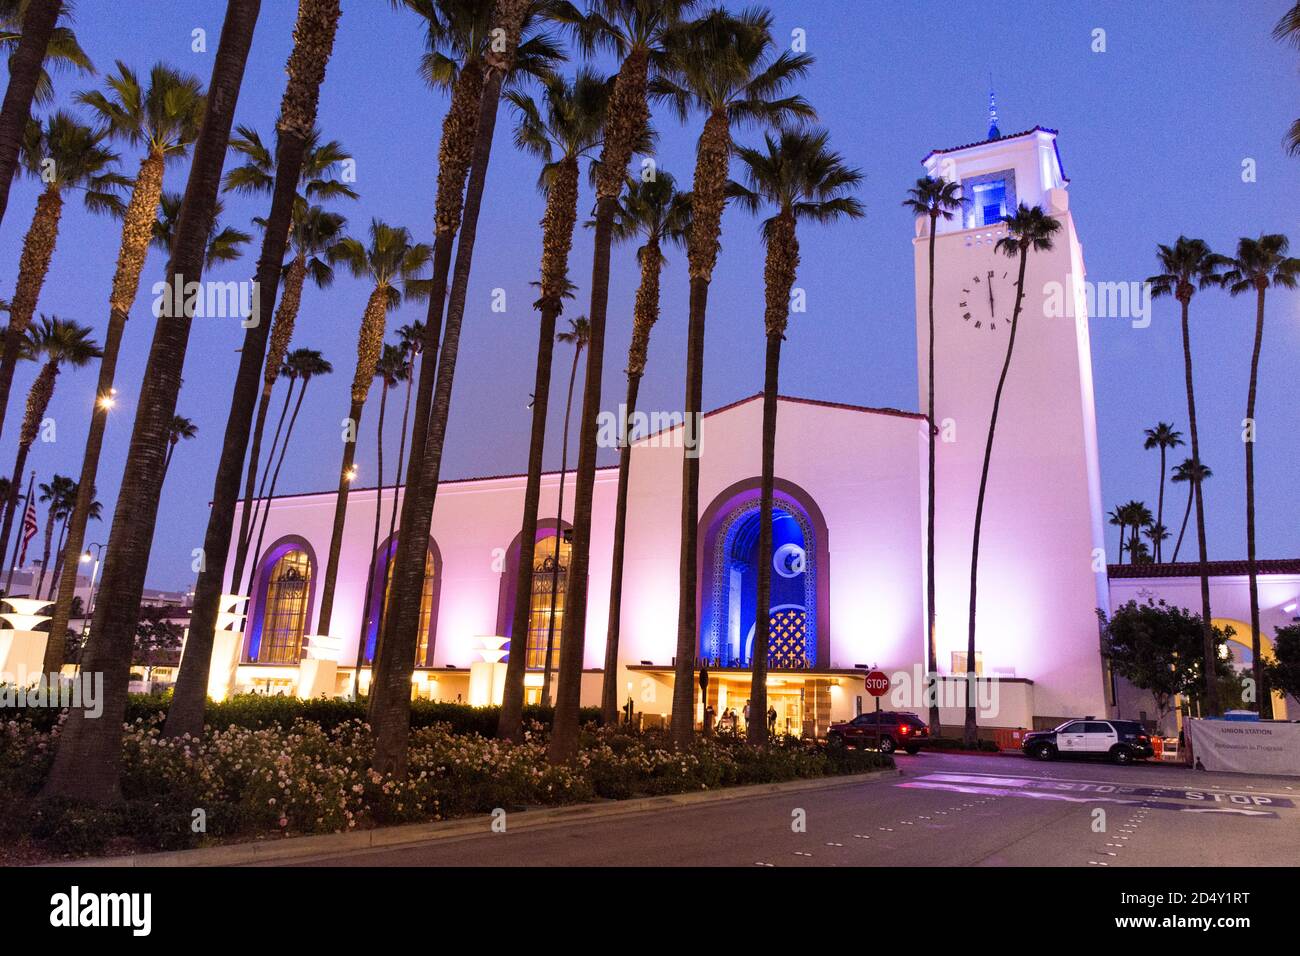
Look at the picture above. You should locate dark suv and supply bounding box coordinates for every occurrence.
[1021,718,1154,765]
[827,711,929,754]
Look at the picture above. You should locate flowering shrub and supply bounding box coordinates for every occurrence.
[0,714,890,858]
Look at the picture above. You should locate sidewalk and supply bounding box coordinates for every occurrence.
[57,767,901,868]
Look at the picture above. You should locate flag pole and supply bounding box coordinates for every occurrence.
[4,470,35,595]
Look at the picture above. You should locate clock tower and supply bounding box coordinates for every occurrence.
[914,125,1109,723]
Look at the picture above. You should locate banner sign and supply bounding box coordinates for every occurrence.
[1186,718,1300,777]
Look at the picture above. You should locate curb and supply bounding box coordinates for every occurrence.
[54,767,900,868]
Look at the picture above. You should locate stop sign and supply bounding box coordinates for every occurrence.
[864,670,890,697]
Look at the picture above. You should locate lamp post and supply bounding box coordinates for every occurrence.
[79,542,105,639]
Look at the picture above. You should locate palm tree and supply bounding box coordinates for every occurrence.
[532,316,588,707]
[0,316,100,582]
[223,124,356,588]
[151,191,253,266]
[230,202,347,585]
[41,60,205,675]
[1148,236,1227,717]
[731,128,862,743]
[649,6,814,751]
[372,0,558,777]
[1169,458,1211,563]
[240,348,334,603]
[314,220,431,634]
[42,0,265,803]
[964,203,1061,745]
[0,110,122,440]
[165,0,345,743]
[596,172,690,725]
[33,472,72,596]
[46,479,98,602]
[1221,234,1300,711]
[1116,500,1153,564]
[160,415,197,483]
[496,68,612,740]
[1142,422,1183,561]
[0,0,93,227]
[1143,522,1169,563]
[352,343,409,696]
[1107,506,1127,564]
[1274,4,1300,154]
[903,172,962,732]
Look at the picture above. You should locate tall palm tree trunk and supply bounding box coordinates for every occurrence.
[965,245,1029,746]
[1155,447,1167,561]
[0,362,56,565]
[496,305,559,739]
[1172,487,1193,563]
[924,208,940,733]
[371,0,528,778]
[41,0,262,803]
[542,345,580,706]
[35,509,55,596]
[498,150,580,738]
[239,374,295,562]
[669,109,730,750]
[0,187,62,440]
[669,275,708,746]
[243,377,310,601]
[1179,297,1219,716]
[233,253,307,585]
[599,371,640,724]
[165,0,341,741]
[748,332,781,744]
[45,511,68,600]
[549,50,651,763]
[368,356,416,682]
[1244,284,1265,711]
[0,0,59,230]
[43,150,167,672]
[353,381,387,698]
[314,398,362,635]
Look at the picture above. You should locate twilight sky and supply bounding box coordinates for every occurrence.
[2,0,1297,591]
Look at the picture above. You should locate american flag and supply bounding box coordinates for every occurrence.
[17,497,37,566]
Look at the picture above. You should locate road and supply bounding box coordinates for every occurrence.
[275,752,1300,867]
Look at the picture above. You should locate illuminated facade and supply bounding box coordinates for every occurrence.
[209,126,1300,733]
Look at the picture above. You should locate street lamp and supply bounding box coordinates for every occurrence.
[96,387,117,411]
[79,542,105,638]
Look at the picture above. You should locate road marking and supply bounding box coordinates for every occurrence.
[918,767,1300,803]
[897,780,1279,817]
[915,772,1294,807]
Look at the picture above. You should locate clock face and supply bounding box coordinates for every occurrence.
[956,263,1015,332]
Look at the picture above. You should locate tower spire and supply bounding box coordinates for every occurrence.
[987,76,1000,140]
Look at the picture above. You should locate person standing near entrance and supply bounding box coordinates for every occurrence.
[767,705,777,736]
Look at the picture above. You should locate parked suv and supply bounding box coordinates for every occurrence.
[1021,718,1153,765]
[827,711,929,754]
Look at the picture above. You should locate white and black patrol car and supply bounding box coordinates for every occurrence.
[1020,718,1154,765]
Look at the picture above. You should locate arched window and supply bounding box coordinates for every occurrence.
[495,521,572,672]
[525,531,571,671]
[247,543,315,663]
[697,479,830,670]
[364,538,439,666]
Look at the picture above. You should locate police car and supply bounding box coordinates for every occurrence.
[1020,718,1154,765]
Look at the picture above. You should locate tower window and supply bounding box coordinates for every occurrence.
[959,169,1017,230]
[972,179,1007,226]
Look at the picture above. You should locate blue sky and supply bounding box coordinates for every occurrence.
[2,0,1297,589]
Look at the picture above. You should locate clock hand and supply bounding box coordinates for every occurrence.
[987,273,996,319]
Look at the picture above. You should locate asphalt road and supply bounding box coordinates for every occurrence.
[276,752,1300,867]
